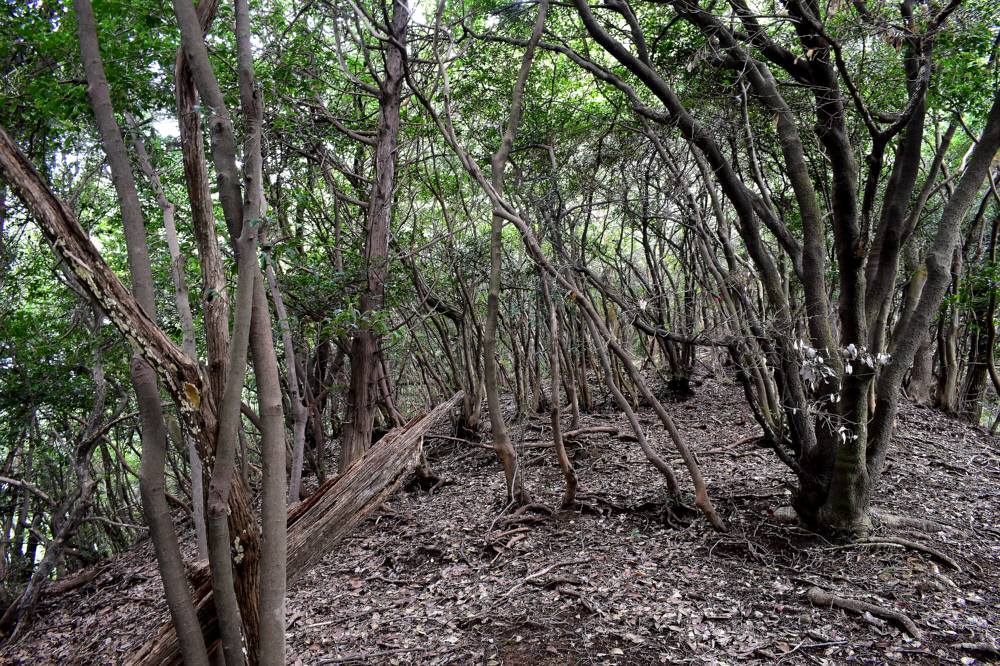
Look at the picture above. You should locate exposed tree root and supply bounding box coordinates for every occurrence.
[806,586,921,639]
[952,642,1000,659]
[770,507,952,537]
[497,502,555,528]
[872,511,950,533]
[858,535,962,572]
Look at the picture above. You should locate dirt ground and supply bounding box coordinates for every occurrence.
[1,373,998,665]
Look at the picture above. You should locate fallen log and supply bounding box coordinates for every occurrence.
[0,566,106,635]
[46,566,105,596]
[129,392,462,665]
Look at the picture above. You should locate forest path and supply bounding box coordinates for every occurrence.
[2,373,997,664]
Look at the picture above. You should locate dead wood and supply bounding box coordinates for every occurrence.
[129,392,462,665]
[503,558,589,599]
[46,567,104,596]
[563,426,619,439]
[806,586,921,639]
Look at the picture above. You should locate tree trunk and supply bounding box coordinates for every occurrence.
[71,2,210,660]
[125,113,209,562]
[342,0,408,469]
[130,393,462,665]
[482,0,548,504]
[541,274,578,507]
[864,89,1000,522]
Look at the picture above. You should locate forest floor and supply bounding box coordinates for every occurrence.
[1,373,998,665]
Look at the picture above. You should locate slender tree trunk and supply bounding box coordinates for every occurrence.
[233,0,287,657]
[126,114,209,562]
[541,274,578,507]
[266,259,309,503]
[342,1,408,469]
[72,2,210,660]
[482,0,548,504]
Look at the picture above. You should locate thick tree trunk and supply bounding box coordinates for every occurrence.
[907,332,935,404]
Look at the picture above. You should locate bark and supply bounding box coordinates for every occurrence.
[266,257,309,504]
[234,0,287,657]
[206,230,258,665]
[174,0,229,405]
[959,211,999,422]
[540,273,578,507]
[172,0,281,653]
[865,39,931,350]
[71,2,210,661]
[907,332,935,404]
[482,0,548,504]
[937,275,961,412]
[129,393,462,665]
[866,89,1000,497]
[125,113,209,562]
[342,0,408,469]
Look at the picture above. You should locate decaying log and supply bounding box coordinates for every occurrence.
[286,392,460,579]
[0,566,106,634]
[46,567,105,596]
[129,392,461,665]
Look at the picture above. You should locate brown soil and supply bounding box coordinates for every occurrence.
[2,374,997,664]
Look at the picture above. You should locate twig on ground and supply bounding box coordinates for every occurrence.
[705,432,765,455]
[556,586,603,615]
[952,642,1000,658]
[319,646,435,664]
[503,558,589,599]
